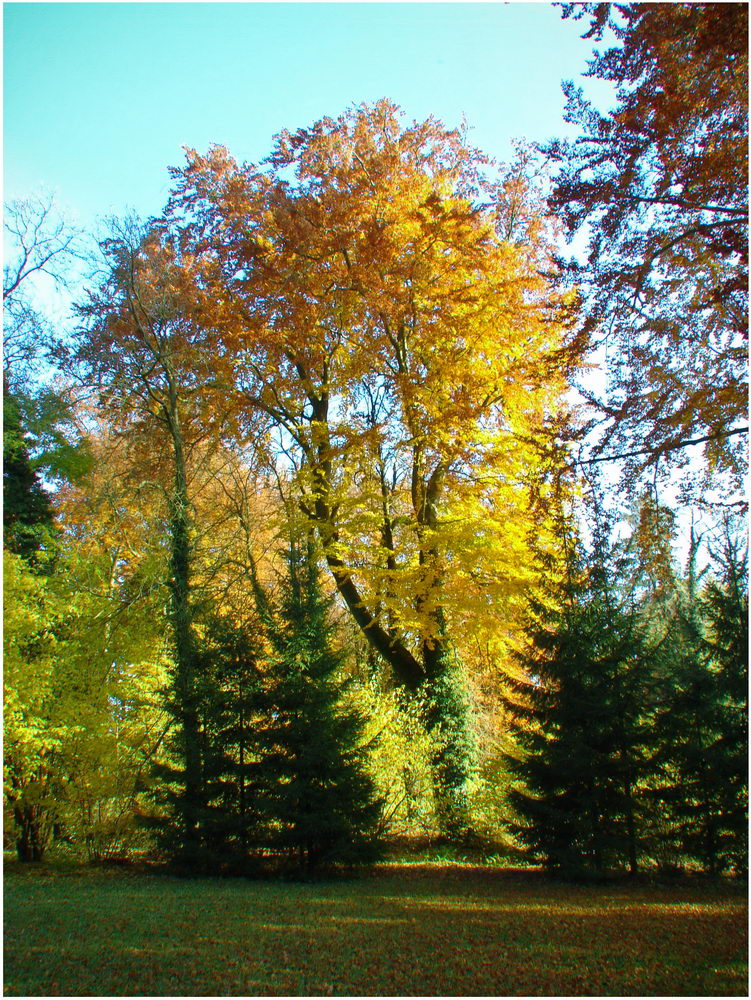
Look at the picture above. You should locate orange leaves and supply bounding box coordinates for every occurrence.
[162,102,580,673]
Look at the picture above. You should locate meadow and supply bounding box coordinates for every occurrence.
[4,862,747,996]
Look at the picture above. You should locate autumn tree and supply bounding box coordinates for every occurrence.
[168,101,578,832]
[4,549,66,860]
[4,513,166,863]
[548,3,748,487]
[52,432,171,860]
[73,216,231,865]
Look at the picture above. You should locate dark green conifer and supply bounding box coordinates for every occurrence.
[657,533,748,874]
[503,519,655,876]
[143,616,265,873]
[257,537,383,871]
[3,382,54,563]
[197,617,265,871]
[700,534,748,874]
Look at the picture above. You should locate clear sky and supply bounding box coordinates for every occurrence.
[4,1,612,227]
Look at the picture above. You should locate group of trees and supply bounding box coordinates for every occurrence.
[148,535,383,873]
[497,1,748,877]
[505,493,747,877]
[4,4,747,875]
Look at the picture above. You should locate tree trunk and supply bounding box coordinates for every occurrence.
[14,803,51,862]
[299,383,474,835]
[166,395,203,863]
[624,772,639,876]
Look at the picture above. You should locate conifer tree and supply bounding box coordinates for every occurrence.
[3,381,54,564]
[647,528,747,875]
[503,516,655,876]
[256,537,382,871]
[144,617,264,873]
[700,533,748,874]
[420,641,476,838]
[197,617,265,871]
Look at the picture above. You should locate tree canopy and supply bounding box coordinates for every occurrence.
[548,3,748,489]
[3,87,746,875]
[168,101,579,689]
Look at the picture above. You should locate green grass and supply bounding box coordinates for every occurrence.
[4,862,747,996]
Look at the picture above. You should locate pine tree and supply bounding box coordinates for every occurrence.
[256,538,383,872]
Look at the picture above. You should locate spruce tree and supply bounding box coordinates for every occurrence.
[197,617,265,872]
[649,530,748,875]
[503,522,655,876]
[421,636,476,839]
[256,538,382,871]
[144,616,264,873]
[700,534,748,874]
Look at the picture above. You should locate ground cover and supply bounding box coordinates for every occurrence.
[4,862,747,996]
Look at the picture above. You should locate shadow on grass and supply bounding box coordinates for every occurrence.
[4,863,747,997]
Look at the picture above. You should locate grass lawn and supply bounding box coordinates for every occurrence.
[4,862,747,996]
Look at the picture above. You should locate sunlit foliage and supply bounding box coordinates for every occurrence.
[549,3,748,490]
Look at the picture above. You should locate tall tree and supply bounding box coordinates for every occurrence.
[168,101,578,830]
[73,217,228,865]
[548,3,748,487]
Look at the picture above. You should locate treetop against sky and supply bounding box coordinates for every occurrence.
[4,1,615,227]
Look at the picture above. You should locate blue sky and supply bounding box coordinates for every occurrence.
[4,2,612,227]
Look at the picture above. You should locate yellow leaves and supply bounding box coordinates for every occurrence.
[159,103,582,681]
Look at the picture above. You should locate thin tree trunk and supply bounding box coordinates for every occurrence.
[165,389,203,862]
[624,772,639,876]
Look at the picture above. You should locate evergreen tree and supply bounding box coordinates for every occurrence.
[256,538,383,871]
[645,528,711,871]
[503,521,655,876]
[197,617,265,872]
[144,617,264,873]
[700,533,748,874]
[421,643,476,839]
[3,381,54,564]
[648,529,748,875]
[143,683,212,871]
